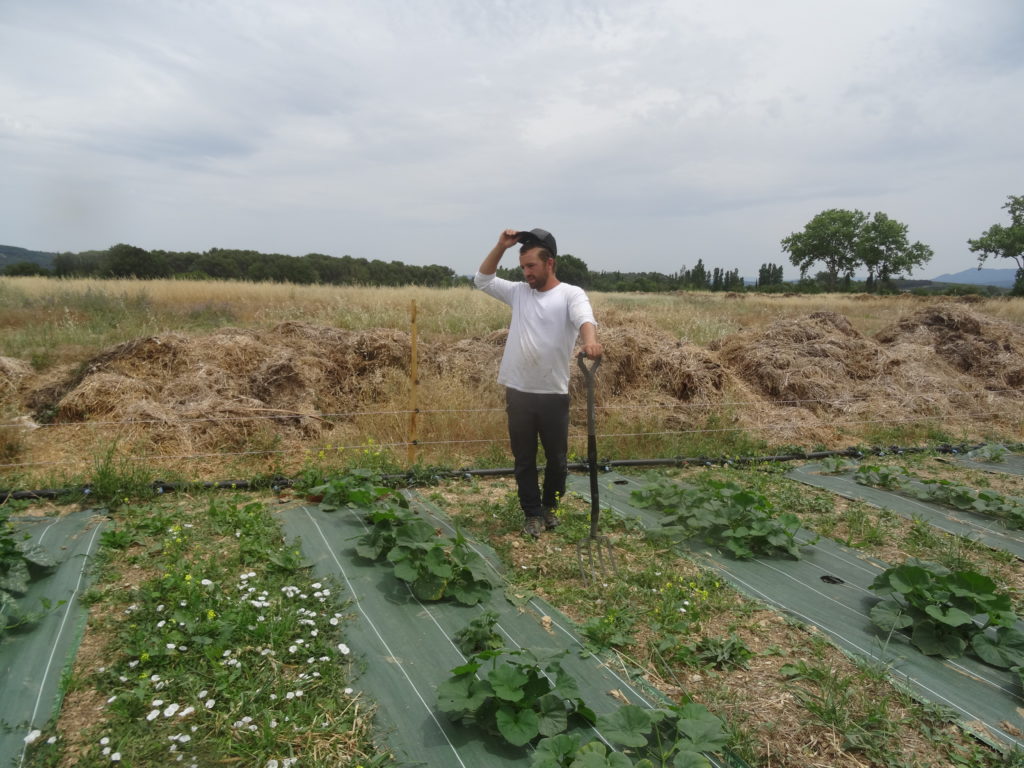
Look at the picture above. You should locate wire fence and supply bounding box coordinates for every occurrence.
[1,389,1021,473]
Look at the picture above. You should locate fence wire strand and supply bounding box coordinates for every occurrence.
[0,400,1018,472]
[3,387,1023,432]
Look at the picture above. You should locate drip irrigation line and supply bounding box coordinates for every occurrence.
[0,442,983,504]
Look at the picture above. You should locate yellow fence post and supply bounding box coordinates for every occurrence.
[407,299,419,468]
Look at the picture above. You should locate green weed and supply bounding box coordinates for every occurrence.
[24,494,387,767]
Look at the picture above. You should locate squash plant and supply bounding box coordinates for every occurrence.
[853,463,909,490]
[868,558,1024,669]
[531,703,729,768]
[910,479,1024,529]
[453,610,504,655]
[818,455,854,474]
[0,527,57,635]
[311,469,408,511]
[854,467,1024,529]
[437,647,596,747]
[354,503,495,605]
[631,476,805,559]
[966,443,1009,463]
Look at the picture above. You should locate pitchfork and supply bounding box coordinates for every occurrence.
[576,352,617,584]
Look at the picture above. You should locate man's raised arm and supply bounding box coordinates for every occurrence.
[478,229,521,275]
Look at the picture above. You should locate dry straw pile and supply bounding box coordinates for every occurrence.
[3,300,1023,479]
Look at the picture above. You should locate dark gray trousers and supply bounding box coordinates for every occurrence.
[505,387,570,519]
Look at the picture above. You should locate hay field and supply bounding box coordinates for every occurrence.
[2,276,1024,488]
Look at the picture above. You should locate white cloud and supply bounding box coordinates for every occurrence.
[1,0,1021,278]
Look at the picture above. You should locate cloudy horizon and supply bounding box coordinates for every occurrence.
[2,0,1022,281]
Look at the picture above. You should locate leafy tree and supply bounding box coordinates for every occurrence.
[968,195,1024,294]
[3,261,49,276]
[781,209,866,289]
[857,212,934,290]
[686,258,710,289]
[102,243,171,279]
[757,263,785,287]
[53,251,103,277]
[554,253,590,288]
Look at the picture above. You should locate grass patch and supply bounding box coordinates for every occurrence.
[23,494,390,768]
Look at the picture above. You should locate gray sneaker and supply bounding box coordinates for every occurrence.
[542,509,559,530]
[523,516,545,538]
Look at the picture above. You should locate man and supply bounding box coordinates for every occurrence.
[475,228,603,538]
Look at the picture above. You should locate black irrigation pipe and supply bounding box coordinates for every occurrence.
[0,442,986,504]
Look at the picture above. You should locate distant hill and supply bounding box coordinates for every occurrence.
[0,245,57,271]
[929,267,1018,288]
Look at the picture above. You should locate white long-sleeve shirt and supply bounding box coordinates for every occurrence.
[474,271,596,394]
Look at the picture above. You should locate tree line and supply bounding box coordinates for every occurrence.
[44,245,460,287]
[4,195,1021,293]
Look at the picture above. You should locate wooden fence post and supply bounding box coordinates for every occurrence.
[407,300,419,467]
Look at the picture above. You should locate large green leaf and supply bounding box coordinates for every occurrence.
[489,663,529,702]
[673,752,713,768]
[446,575,491,606]
[436,675,492,715]
[924,604,975,628]
[972,627,1024,669]
[868,599,913,632]
[410,572,448,601]
[948,570,998,599]
[18,543,57,571]
[536,692,569,737]
[0,558,29,595]
[674,703,729,753]
[597,704,653,747]
[912,619,967,658]
[532,733,582,767]
[390,554,419,583]
[423,546,455,580]
[396,518,438,544]
[496,704,539,746]
[886,564,932,595]
[569,742,633,768]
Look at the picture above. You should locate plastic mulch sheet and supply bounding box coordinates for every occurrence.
[953,453,1024,477]
[566,470,1024,751]
[788,462,1024,561]
[0,510,107,768]
[276,496,744,768]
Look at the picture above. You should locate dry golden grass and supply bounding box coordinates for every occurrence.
[2,277,1024,487]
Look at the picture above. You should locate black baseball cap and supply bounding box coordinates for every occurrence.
[516,228,557,257]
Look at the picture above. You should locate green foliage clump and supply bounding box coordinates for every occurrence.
[310,468,408,511]
[532,702,729,768]
[677,633,754,671]
[853,463,909,490]
[438,647,595,747]
[869,559,1024,672]
[910,479,1024,528]
[453,611,505,656]
[0,527,57,635]
[853,463,1024,529]
[353,492,495,605]
[631,475,807,559]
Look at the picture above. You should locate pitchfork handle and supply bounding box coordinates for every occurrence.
[577,353,602,539]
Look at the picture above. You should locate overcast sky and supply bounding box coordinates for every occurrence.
[2,1,1022,280]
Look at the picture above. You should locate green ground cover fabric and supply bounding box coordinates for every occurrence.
[0,510,106,768]
[277,496,742,768]
[953,453,1024,477]
[566,470,1024,752]
[788,462,1024,560]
